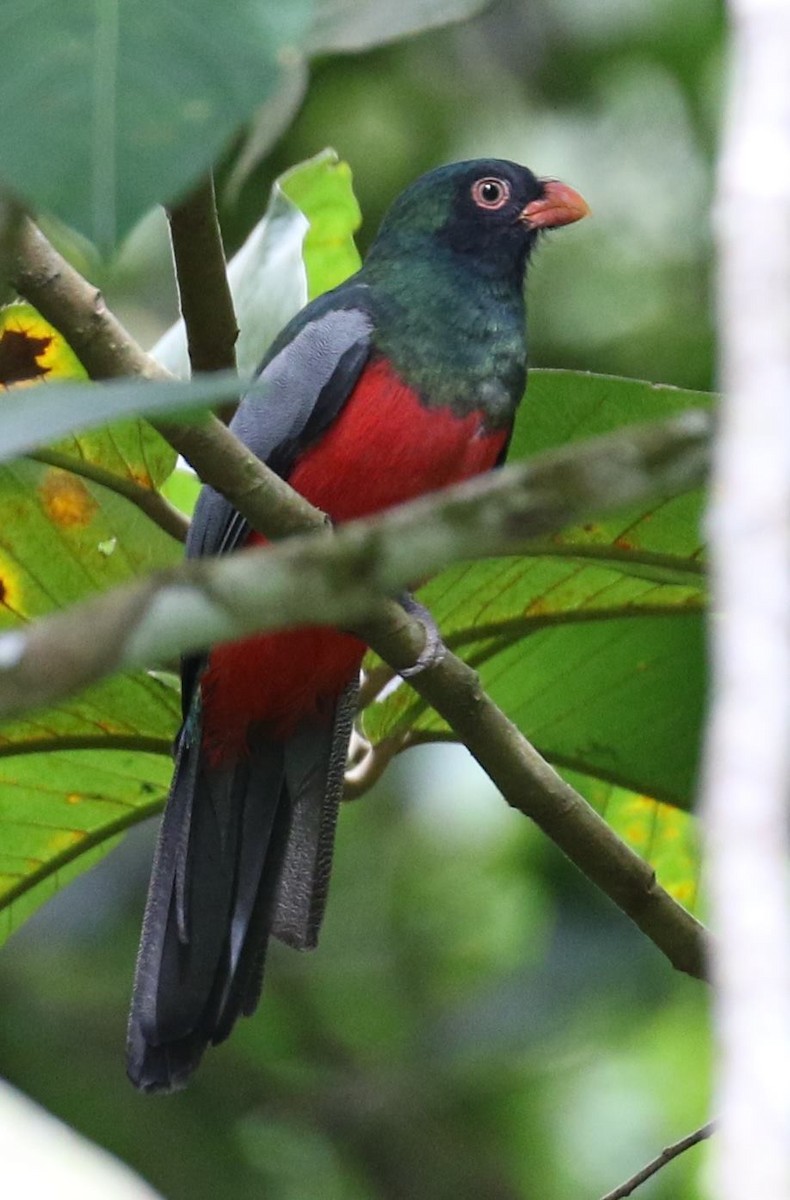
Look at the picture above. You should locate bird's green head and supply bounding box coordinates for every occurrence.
[365,158,589,286]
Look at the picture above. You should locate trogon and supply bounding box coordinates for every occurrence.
[127,158,588,1091]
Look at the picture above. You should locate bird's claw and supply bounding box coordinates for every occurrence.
[398,594,446,678]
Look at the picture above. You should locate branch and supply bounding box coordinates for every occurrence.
[4,216,327,539]
[3,213,711,983]
[7,213,168,381]
[29,449,189,543]
[0,413,711,983]
[0,410,710,703]
[599,1121,715,1200]
[152,412,328,538]
[167,174,239,377]
[705,0,790,1195]
[404,652,708,981]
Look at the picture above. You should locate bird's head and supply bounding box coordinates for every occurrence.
[365,158,589,284]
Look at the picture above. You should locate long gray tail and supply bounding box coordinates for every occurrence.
[126,688,355,1093]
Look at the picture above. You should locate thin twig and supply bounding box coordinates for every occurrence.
[599,1120,715,1200]
[167,174,239,382]
[343,733,407,799]
[29,449,189,542]
[356,663,395,711]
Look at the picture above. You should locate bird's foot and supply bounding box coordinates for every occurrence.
[398,594,446,677]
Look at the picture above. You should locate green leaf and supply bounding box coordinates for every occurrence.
[279,152,362,300]
[154,149,362,377]
[0,0,314,246]
[48,413,176,494]
[0,461,181,670]
[0,449,180,942]
[308,0,491,53]
[0,746,170,944]
[160,466,201,517]
[0,372,243,466]
[511,368,713,462]
[364,370,713,816]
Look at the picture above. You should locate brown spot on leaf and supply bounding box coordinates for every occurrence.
[39,470,98,529]
[0,327,53,387]
[614,537,635,551]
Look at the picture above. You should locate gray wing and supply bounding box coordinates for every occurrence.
[187,289,374,562]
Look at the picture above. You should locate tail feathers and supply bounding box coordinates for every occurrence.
[210,751,294,1041]
[273,683,357,949]
[127,688,357,1093]
[127,736,286,1092]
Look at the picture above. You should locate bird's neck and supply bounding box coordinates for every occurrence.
[362,239,528,428]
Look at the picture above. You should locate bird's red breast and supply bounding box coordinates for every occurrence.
[200,356,509,763]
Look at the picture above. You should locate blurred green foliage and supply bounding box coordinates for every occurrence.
[0,1,717,1196]
[1,767,710,1199]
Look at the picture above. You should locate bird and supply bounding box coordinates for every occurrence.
[127,158,589,1091]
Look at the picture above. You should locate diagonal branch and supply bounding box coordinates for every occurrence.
[7,213,169,382]
[0,412,711,983]
[407,650,708,980]
[599,1120,715,1200]
[0,411,710,708]
[3,213,711,985]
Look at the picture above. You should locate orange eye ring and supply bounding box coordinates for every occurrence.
[471,177,510,210]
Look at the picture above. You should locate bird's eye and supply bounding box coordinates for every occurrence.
[471,177,510,210]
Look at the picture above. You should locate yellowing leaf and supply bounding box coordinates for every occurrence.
[0,304,87,388]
